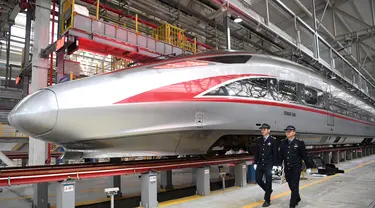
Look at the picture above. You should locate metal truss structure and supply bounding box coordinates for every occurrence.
[2,0,375,106]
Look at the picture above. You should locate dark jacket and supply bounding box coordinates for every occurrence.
[254,135,278,167]
[278,138,311,168]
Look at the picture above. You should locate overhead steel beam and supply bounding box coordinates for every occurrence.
[334,7,370,28]
[0,2,20,37]
[335,26,375,42]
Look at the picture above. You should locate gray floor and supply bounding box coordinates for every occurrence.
[0,164,232,208]
[1,156,374,208]
[163,155,375,208]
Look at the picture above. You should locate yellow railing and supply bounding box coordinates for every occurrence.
[0,123,28,138]
[111,57,133,71]
[61,0,198,54]
[152,23,197,53]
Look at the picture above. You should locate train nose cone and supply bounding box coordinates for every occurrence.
[8,89,58,136]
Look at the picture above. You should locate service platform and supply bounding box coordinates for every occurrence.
[162,155,375,208]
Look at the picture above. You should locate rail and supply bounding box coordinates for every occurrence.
[307,145,375,154]
[0,155,252,186]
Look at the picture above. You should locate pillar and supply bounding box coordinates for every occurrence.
[358,149,362,158]
[346,150,352,160]
[323,152,330,164]
[160,170,173,190]
[332,151,339,164]
[229,165,235,177]
[21,159,28,167]
[22,7,33,97]
[29,0,51,207]
[341,151,346,162]
[223,10,231,50]
[352,150,357,159]
[110,158,122,197]
[235,162,247,187]
[5,23,11,88]
[140,172,158,208]
[56,181,75,208]
[196,167,210,196]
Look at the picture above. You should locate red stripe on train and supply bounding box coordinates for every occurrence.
[114,74,270,103]
[113,74,375,127]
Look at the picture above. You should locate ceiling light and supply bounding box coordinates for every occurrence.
[234,17,242,23]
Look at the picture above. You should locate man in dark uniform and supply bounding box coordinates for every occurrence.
[254,123,278,207]
[278,125,311,208]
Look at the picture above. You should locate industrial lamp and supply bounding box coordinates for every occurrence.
[234,17,242,23]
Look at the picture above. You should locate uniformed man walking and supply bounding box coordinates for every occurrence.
[253,123,278,207]
[278,125,311,208]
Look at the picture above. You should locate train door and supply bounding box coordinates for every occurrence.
[326,82,334,126]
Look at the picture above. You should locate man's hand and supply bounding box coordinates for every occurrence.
[253,164,257,170]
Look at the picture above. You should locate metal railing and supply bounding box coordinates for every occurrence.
[152,23,197,53]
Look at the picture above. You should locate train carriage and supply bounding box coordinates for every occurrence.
[8,51,375,159]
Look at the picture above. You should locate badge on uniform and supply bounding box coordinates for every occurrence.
[267,142,271,146]
[294,144,298,148]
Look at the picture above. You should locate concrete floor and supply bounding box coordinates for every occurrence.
[1,155,374,208]
[0,164,232,208]
[162,155,375,208]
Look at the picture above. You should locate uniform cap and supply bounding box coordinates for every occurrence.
[259,123,271,129]
[284,125,296,131]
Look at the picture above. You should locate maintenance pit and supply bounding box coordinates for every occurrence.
[1,150,375,208]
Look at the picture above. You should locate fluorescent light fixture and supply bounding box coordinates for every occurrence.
[234,17,242,23]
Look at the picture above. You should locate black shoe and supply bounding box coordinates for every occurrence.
[262,201,271,207]
[296,197,301,205]
[289,205,296,208]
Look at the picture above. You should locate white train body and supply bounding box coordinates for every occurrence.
[8,51,375,158]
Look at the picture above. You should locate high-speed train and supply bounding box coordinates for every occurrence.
[8,51,375,159]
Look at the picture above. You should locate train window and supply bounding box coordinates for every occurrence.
[279,80,297,102]
[204,77,272,99]
[198,55,252,64]
[204,86,229,96]
[268,78,279,100]
[304,86,318,105]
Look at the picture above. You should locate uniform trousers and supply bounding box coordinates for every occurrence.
[255,164,273,202]
[284,166,302,205]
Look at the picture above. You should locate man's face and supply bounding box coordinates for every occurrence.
[261,128,270,136]
[285,130,295,138]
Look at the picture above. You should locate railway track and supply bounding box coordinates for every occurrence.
[0,154,253,186]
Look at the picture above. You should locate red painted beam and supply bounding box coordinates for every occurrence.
[79,0,213,50]
[2,151,62,159]
[0,155,252,186]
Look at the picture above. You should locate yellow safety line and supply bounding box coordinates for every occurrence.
[1,160,373,207]
[157,186,242,207]
[241,159,375,208]
[158,195,203,207]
